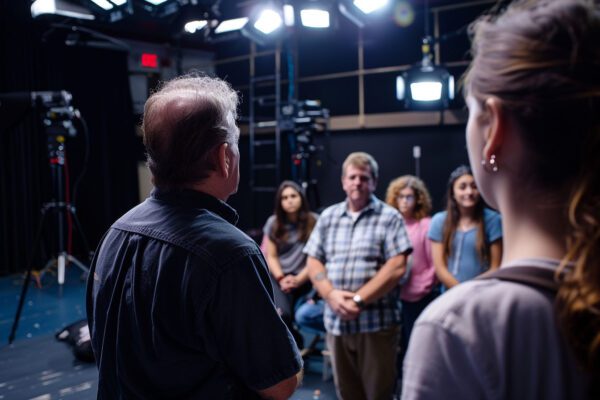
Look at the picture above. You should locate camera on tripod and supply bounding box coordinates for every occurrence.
[281,100,330,209]
[281,99,329,163]
[34,91,79,138]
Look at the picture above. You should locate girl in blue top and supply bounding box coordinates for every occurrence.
[429,166,502,289]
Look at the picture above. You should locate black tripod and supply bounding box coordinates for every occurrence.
[8,132,92,344]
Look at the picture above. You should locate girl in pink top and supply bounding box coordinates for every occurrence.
[385,176,437,363]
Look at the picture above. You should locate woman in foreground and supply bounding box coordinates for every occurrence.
[402,1,599,398]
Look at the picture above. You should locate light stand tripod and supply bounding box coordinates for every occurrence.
[292,131,322,210]
[8,96,92,344]
[285,100,329,210]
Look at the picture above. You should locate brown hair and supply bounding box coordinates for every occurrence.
[465,0,600,380]
[385,175,432,220]
[342,152,379,181]
[441,166,488,266]
[271,181,316,244]
[142,74,239,188]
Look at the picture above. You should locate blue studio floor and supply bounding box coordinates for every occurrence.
[0,265,336,399]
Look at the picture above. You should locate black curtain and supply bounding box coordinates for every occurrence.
[0,2,140,276]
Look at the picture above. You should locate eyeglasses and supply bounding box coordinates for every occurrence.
[397,194,415,202]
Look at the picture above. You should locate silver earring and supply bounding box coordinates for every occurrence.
[481,155,499,172]
[489,154,498,172]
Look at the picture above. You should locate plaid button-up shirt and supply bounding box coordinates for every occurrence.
[304,195,412,335]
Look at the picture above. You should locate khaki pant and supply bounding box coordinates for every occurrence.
[326,326,399,400]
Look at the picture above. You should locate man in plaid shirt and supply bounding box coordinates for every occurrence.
[304,152,412,400]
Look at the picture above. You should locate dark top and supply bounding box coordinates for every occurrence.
[86,188,302,400]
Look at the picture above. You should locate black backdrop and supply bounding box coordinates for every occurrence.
[0,1,140,276]
[1,1,472,276]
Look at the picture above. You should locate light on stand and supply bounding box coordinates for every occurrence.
[396,37,454,110]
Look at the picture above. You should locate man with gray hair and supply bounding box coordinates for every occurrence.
[87,75,302,400]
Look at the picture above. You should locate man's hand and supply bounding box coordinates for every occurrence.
[326,289,360,320]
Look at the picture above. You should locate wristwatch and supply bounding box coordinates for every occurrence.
[352,294,365,309]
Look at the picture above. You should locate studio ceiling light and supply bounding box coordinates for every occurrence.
[283,4,295,26]
[90,0,113,11]
[85,0,132,21]
[338,0,391,28]
[144,0,169,5]
[184,20,208,33]
[254,9,283,34]
[31,0,95,20]
[353,0,389,14]
[241,5,287,45]
[300,9,329,28]
[215,17,249,34]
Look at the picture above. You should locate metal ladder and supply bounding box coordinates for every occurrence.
[248,43,283,223]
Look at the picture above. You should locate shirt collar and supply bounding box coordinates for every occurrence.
[339,194,381,217]
[151,187,239,225]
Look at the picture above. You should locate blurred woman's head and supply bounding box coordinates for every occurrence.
[385,175,432,220]
[464,0,600,379]
[272,180,316,243]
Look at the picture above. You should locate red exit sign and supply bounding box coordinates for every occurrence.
[141,53,158,68]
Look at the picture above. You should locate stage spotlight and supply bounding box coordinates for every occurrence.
[353,0,388,14]
[396,37,454,109]
[178,3,212,34]
[140,0,178,17]
[283,4,295,26]
[298,1,331,28]
[255,9,283,34]
[241,5,287,45]
[86,0,132,22]
[184,20,208,33]
[215,17,249,34]
[31,0,95,20]
[300,9,329,28]
[90,0,113,10]
[338,0,390,28]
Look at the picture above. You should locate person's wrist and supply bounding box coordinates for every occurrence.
[352,293,365,309]
[276,275,285,283]
[324,288,335,300]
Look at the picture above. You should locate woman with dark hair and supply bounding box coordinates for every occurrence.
[403,1,598,398]
[263,180,318,346]
[428,165,503,290]
[385,175,437,358]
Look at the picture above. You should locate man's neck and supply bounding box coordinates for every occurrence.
[186,179,229,202]
[347,198,369,213]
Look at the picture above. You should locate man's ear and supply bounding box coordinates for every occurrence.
[217,142,230,179]
[482,97,506,160]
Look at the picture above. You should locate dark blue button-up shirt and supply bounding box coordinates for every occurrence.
[87,188,302,399]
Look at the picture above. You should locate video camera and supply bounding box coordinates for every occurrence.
[36,91,79,138]
[0,91,78,137]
